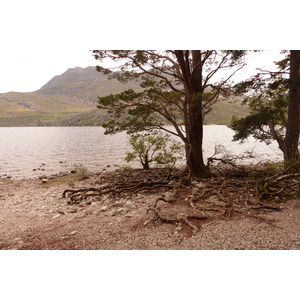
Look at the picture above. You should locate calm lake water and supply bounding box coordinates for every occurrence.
[0,126,283,179]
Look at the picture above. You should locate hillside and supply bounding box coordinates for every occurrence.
[0,66,249,126]
[204,96,249,125]
[0,91,94,126]
[38,66,141,103]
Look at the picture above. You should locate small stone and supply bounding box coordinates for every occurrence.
[69,231,78,235]
[52,214,61,219]
[84,209,93,216]
[192,181,206,189]
[207,195,224,206]
[191,188,199,194]
[164,192,174,200]
[41,179,48,184]
[168,180,177,185]
[123,201,135,211]
[100,205,108,212]
[66,208,78,213]
[176,223,182,231]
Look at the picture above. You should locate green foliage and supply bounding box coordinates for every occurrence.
[231,66,288,148]
[124,131,183,170]
[94,50,248,134]
[73,163,90,180]
[97,87,183,135]
[265,162,281,174]
[116,166,135,175]
[231,93,287,144]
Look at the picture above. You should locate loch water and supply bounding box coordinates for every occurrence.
[0,126,282,179]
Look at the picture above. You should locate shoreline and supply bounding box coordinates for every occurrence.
[1,169,300,250]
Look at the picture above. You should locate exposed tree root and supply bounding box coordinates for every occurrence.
[62,167,289,236]
[146,207,207,234]
[143,171,284,235]
[258,168,300,200]
[62,168,179,204]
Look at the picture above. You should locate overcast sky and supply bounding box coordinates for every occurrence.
[0,49,98,92]
[0,48,285,93]
[1,0,296,94]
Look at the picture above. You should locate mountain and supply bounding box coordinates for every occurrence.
[0,66,249,126]
[38,66,141,103]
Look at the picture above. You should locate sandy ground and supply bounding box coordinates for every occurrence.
[1,173,300,250]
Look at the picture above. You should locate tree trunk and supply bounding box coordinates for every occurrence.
[185,51,211,178]
[284,50,300,167]
[186,96,211,177]
[141,156,150,170]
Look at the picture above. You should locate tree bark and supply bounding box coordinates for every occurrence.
[184,51,211,177]
[284,50,300,167]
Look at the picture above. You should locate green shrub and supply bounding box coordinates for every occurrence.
[73,163,90,180]
[116,166,135,175]
[125,131,183,170]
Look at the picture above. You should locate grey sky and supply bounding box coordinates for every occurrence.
[0,0,293,93]
[0,49,284,93]
[0,49,97,92]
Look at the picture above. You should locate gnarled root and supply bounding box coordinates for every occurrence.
[62,168,179,205]
[146,207,207,235]
[258,171,300,200]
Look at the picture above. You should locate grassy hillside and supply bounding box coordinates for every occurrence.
[204,97,249,125]
[0,66,249,126]
[0,91,94,126]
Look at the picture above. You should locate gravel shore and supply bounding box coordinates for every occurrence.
[1,173,300,250]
